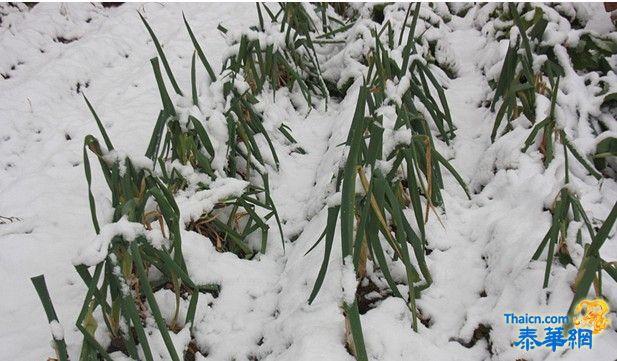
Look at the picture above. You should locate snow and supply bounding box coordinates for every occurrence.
[49,320,64,341]
[341,256,357,305]
[72,216,167,266]
[175,177,249,224]
[1,2,616,361]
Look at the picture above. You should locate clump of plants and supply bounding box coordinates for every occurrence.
[487,4,605,182]
[217,3,328,106]
[390,3,459,78]
[486,4,617,329]
[76,123,206,361]
[312,3,459,100]
[143,14,285,256]
[531,187,595,289]
[488,4,543,142]
[307,4,469,360]
[488,3,617,145]
[566,202,617,322]
[31,100,220,360]
[520,73,602,178]
[31,8,321,359]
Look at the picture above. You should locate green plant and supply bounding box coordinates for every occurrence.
[531,188,595,288]
[490,4,617,146]
[74,114,212,360]
[567,202,617,326]
[33,10,308,359]
[489,4,546,142]
[520,74,602,179]
[593,137,617,172]
[142,14,285,255]
[493,4,617,331]
[219,3,328,106]
[567,33,617,75]
[307,5,469,359]
[526,79,605,292]
[31,275,69,361]
[488,5,602,180]
[148,55,282,256]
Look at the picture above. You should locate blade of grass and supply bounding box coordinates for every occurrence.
[84,95,114,151]
[31,275,69,361]
[183,14,217,82]
[131,241,181,361]
[140,12,183,95]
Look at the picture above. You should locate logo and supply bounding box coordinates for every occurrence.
[573,299,610,334]
[504,298,610,352]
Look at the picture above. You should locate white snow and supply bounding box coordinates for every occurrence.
[175,177,249,224]
[341,256,357,306]
[1,3,617,361]
[49,320,64,341]
[72,216,167,266]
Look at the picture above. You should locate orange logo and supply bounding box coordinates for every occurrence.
[574,299,611,334]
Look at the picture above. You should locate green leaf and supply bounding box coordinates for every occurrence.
[563,136,602,180]
[83,95,114,151]
[341,87,367,256]
[31,275,70,361]
[140,12,183,95]
[308,206,339,304]
[131,242,181,361]
[344,301,368,361]
[593,137,617,171]
[150,57,176,116]
[183,13,217,82]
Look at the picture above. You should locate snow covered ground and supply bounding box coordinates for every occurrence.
[1,2,616,361]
